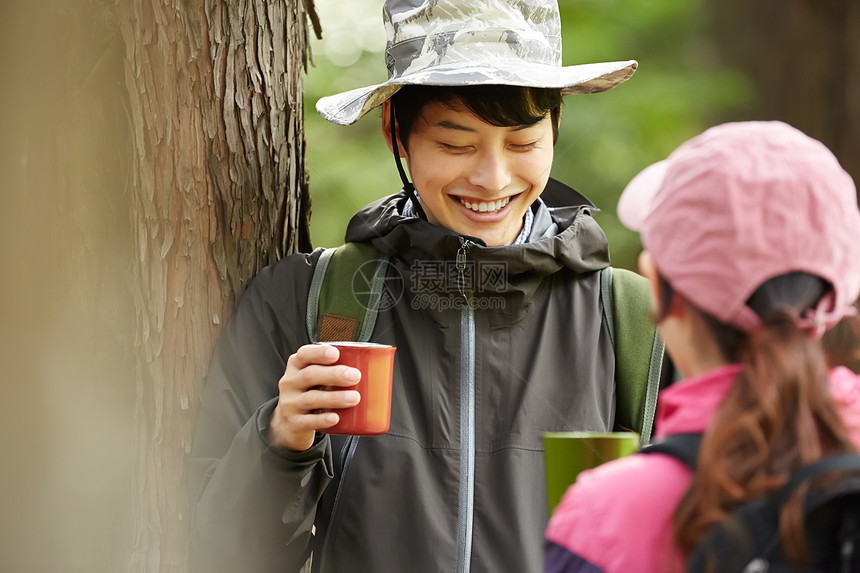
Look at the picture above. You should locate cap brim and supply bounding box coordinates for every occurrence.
[316,60,638,126]
[617,160,668,232]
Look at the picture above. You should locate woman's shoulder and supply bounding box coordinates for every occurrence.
[546,451,690,573]
[547,452,691,537]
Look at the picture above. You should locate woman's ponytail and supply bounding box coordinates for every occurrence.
[671,274,856,563]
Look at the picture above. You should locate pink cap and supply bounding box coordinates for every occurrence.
[618,121,860,332]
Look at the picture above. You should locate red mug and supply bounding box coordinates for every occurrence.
[321,342,396,436]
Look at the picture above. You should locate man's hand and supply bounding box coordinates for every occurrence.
[269,344,361,451]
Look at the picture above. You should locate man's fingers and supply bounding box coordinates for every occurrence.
[288,343,340,371]
[290,411,341,433]
[284,363,361,393]
[270,343,362,451]
[274,388,360,444]
[300,387,361,413]
[285,344,361,389]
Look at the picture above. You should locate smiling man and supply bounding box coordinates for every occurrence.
[383,85,558,247]
[188,1,646,572]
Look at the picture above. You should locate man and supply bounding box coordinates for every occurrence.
[188,1,644,571]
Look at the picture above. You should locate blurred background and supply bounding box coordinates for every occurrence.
[2,0,858,571]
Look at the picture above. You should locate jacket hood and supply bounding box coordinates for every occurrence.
[344,178,611,277]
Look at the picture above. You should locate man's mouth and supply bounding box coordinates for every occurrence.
[458,196,512,213]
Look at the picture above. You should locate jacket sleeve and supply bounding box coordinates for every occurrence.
[187,252,334,573]
[544,539,606,573]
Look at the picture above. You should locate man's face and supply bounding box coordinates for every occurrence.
[396,99,555,247]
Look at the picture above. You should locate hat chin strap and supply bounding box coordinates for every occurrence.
[390,102,428,221]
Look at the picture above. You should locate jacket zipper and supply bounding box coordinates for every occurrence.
[455,239,476,573]
[318,435,359,572]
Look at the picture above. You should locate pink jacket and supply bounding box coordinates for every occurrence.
[544,365,860,573]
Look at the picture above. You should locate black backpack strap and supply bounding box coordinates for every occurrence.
[643,439,860,493]
[772,453,860,510]
[639,432,703,471]
[687,452,860,573]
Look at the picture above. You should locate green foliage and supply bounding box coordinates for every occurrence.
[303,0,753,269]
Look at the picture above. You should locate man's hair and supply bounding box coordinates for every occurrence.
[390,85,563,149]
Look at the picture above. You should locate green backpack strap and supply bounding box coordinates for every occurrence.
[306,242,389,343]
[600,266,665,446]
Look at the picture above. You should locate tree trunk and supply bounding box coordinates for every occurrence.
[706,0,860,187]
[116,0,313,570]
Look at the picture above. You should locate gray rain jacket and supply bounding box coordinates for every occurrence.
[189,181,619,573]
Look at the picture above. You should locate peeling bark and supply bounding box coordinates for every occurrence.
[116,0,312,569]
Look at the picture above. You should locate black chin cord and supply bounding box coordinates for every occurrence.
[390,102,428,221]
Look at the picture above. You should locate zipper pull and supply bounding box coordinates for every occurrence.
[456,239,471,302]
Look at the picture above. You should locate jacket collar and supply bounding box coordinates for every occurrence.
[344,178,611,277]
[653,364,743,438]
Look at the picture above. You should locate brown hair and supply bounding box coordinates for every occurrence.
[657,273,856,566]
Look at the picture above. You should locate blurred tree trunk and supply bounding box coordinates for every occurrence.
[707,0,860,188]
[1,2,137,571]
[116,0,314,570]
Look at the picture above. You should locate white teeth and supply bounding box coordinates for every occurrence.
[460,196,510,213]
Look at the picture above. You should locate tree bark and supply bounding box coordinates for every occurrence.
[116,0,313,570]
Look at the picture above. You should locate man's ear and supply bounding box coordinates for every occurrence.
[381,100,406,157]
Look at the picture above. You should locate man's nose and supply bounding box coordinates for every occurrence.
[468,149,512,193]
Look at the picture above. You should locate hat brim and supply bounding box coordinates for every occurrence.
[316,60,638,126]
[617,160,668,232]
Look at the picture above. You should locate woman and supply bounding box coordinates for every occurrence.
[545,121,860,572]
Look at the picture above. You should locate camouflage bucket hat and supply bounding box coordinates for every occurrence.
[316,0,638,125]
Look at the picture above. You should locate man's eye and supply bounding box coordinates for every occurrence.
[440,143,471,152]
[511,142,538,151]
